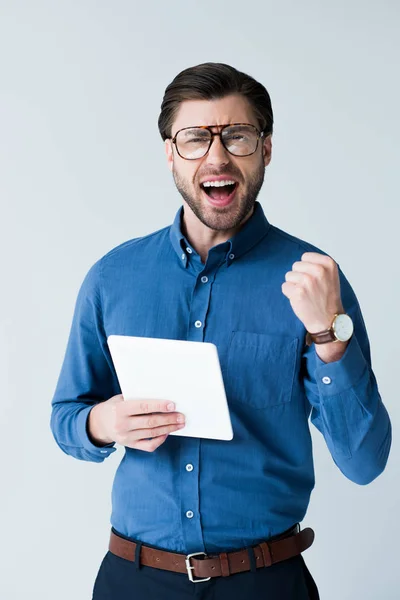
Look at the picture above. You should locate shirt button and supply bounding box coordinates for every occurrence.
[186,464,194,472]
[100,450,108,453]
[181,253,186,261]
[322,376,332,384]
[201,276,208,283]
[195,320,202,328]
[229,253,235,260]
[186,247,193,254]
[186,510,194,519]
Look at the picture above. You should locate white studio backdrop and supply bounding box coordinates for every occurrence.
[0,1,399,599]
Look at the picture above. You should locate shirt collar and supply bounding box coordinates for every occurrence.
[169,201,271,268]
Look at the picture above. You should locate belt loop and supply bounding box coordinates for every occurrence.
[259,541,272,567]
[134,541,143,570]
[219,552,231,577]
[246,546,257,573]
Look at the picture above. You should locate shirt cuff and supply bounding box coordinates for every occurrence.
[313,334,368,397]
[76,404,117,456]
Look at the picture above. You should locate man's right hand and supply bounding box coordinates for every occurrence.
[87,394,186,452]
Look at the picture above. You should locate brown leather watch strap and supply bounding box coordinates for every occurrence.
[108,526,315,579]
[306,329,336,346]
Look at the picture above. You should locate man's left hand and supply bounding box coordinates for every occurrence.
[281,252,344,333]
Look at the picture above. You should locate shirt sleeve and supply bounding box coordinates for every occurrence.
[50,258,120,462]
[301,264,392,484]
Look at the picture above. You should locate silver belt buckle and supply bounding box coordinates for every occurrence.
[185,552,211,583]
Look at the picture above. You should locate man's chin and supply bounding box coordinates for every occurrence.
[187,193,254,232]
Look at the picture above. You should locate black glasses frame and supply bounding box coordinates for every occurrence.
[170,122,269,160]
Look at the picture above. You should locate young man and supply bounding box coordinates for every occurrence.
[50,63,391,600]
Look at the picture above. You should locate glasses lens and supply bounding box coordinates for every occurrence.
[222,125,258,156]
[176,128,211,159]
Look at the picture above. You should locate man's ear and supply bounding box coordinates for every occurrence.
[262,134,272,167]
[165,139,174,172]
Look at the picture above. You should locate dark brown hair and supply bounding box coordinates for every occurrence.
[158,62,274,141]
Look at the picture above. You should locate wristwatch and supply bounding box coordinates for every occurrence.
[305,312,354,346]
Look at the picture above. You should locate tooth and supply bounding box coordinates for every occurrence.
[201,180,236,187]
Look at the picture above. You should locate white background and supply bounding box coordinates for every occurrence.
[0,1,399,598]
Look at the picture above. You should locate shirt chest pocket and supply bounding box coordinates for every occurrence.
[224,331,299,410]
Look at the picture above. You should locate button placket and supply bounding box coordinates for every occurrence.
[180,436,204,552]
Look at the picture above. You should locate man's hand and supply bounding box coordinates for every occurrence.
[281,252,344,333]
[87,394,186,452]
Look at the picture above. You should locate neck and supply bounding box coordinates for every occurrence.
[181,203,254,264]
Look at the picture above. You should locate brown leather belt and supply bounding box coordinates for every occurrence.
[108,524,315,583]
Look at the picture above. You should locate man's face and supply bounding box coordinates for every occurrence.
[165,94,272,232]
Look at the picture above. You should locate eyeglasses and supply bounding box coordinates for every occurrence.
[170,123,268,160]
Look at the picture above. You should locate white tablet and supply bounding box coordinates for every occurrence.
[107,335,234,441]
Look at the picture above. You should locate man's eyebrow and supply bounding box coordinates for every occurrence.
[181,127,209,135]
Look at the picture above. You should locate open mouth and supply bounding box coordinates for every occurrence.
[200,181,238,206]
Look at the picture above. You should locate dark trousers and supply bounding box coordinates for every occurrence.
[92,529,320,600]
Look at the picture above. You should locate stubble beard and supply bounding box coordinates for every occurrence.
[172,158,265,232]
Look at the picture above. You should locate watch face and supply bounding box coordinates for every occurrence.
[333,314,354,342]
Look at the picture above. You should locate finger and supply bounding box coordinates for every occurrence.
[135,413,185,431]
[132,434,169,452]
[121,400,175,417]
[301,252,333,266]
[292,261,325,277]
[132,421,185,441]
[281,281,297,297]
[284,271,303,283]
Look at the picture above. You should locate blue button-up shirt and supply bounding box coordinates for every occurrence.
[50,201,391,554]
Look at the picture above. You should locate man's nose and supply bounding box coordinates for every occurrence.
[204,134,230,167]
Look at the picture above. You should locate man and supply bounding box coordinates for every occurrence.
[50,63,391,600]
